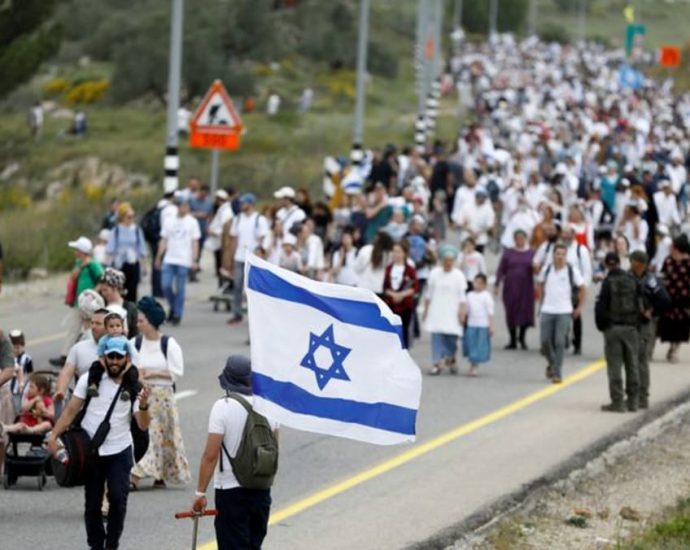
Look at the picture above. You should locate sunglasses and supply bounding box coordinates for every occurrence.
[106,352,126,360]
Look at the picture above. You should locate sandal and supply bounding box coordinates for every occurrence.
[428,365,443,376]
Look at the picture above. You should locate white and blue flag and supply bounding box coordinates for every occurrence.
[245,254,422,445]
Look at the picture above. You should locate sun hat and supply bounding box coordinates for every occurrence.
[218,355,252,395]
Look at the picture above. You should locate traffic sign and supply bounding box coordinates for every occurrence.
[659,45,681,68]
[190,80,243,150]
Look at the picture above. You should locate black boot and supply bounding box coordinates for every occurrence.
[519,326,528,350]
[504,327,517,350]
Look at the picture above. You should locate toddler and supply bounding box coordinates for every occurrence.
[8,329,33,413]
[0,373,54,436]
[278,234,303,273]
[86,311,140,401]
[462,274,495,377]
[456,238,487,291]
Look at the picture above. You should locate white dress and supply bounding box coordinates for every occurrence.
[424,267,468,336]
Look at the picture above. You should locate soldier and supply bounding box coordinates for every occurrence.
[629,250,671,409]
[595,253,643,412]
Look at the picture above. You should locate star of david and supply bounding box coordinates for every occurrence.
[300,324,352,390]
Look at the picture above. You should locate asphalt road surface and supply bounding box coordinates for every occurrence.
[1,257,689,550]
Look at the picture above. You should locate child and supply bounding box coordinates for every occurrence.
[86,311,140,401]
[278,234,303,273]
[8,329,33,414]
[462,274,494,377]
[456,238,487,291]
[0,373,54,436]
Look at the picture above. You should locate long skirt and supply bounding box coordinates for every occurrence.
[131,386,191,484]
[463,326,491,364]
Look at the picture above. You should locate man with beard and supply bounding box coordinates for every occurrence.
[48,336,150,550]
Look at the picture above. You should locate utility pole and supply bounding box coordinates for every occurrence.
[578,0,587,43]
[453,0,463,32]
[488,0,498,42]
[352,0,370,156]
[431,0,442,80]
[528,0,537,37]
[164,0,184,193]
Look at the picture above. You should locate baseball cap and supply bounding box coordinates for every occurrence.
[103,336,129,356]
[239,193,256,205]
[215,189,229,200]
[68,236,93,254]
[274,186,296,199]
[658,179,671,189]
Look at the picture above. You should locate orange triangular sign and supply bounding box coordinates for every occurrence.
[191,80,243,131]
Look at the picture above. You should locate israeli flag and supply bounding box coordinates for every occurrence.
[245,255,422,445]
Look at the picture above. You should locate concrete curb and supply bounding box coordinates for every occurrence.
[407,386,690,550]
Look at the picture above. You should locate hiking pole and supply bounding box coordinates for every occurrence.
[175,509,218,550]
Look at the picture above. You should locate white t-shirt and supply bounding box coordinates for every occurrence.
[332,248,358,286]
[466,290,494,327]
[622,218,649,253]
[276,205,306,238]
[208,395,277,490]
[66,333,99,376]
[205,202,234,252]
[424,266,467,336]
[456,251,486,282]
[161,214,201,268]
[73,372,140,456]
[538,263,584,315]
[230,212,270,263]
[131,335,184,387]
[354,245,387,294]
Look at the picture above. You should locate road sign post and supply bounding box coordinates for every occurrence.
[190,80,244,195]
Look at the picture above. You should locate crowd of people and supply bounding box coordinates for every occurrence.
[1,35,690,549]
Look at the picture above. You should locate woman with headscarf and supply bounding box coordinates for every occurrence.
[494,229,535,350]
[129,297,191,490]
[105,202,148,302]
[658,236,690,363]
[422,244,468,375]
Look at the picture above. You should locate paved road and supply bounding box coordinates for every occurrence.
[1,258,689,550]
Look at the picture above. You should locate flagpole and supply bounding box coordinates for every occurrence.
[164,0,184,192]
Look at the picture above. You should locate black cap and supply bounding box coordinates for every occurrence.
[218,355,252,395]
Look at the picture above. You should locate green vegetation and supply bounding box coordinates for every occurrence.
[614,497,690,549]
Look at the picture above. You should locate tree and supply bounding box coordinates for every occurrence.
[0,0,62,98]
[462,0,529,35]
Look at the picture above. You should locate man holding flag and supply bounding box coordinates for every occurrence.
[191,254,422,547]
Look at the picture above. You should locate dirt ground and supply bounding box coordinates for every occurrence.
[448,402,690,550]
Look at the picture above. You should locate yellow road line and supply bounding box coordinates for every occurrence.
[198,359,605,550]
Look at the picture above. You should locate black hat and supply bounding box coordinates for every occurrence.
[218,355,252,395]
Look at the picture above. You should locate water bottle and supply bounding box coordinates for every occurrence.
[55,448,69,465]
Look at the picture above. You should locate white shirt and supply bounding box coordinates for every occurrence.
[301,234,325,271]
[466,290,494,327]
[73,372,140,456]
[205,203,234,252]
[652,236,672,273]
[158,200,178,228]
[456,250,486,282]
[208,394,277,490]
[424,267,467,336]
[453,201,496,245]
[622,218,649,253]
[538,263,584,315]
[161,214,201,268]
[331,248,358,286]
[230,212,270,262]
[535,242,593,286]
[451,186,477,223]
[66,333,99,376]
[653,192,681,228]
[667,164,687,195]
[276,205,306,238]
[354,245,387,294]
[131,335,184,387]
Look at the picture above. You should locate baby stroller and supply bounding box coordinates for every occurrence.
[209,272,233,312]
[3,370,56,491]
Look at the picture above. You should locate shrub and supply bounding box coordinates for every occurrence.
[41,77,71,96]
[538,23,571,44]
[66,79,109,104]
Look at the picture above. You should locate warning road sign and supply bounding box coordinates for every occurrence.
[659,45,681,68]
[190,80,243,150]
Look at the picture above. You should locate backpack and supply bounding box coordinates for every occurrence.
[544,263,579,308]
[140,204,163,244]
[607,271,641,326]
[134,334,169,358]
[219,393,279,490]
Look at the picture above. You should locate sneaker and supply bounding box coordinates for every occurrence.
[626,400,638,412]
[49,356,66,367]
[545,366,554,380]
[639,398,649,409]
[551,377,562,384]
[572,347,581,355]
[227,315,243,326]
[601,402,626,413]
[86,384,100,398]
[428,365,443,376]
[504,343,517,350]
[170,317,181,327]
